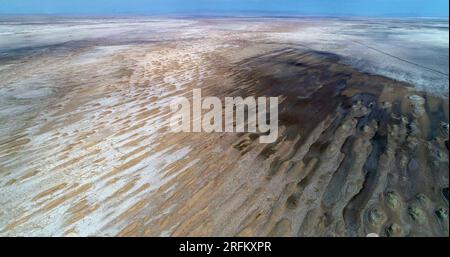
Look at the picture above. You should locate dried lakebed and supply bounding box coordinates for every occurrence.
[0,17,448,236]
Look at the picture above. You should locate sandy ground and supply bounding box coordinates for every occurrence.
[0,16,448,236]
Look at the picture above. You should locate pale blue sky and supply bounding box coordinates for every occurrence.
[0,0,448,17]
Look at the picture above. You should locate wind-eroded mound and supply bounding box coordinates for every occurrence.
[215,49,449,236]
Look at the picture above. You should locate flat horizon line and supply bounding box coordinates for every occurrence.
[0,12,448,20]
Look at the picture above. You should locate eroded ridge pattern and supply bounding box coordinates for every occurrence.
[0,17,448,236]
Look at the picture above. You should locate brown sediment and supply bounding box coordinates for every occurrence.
[100,151,153,180]
[32,183,68,202]
[40,183,93,213]
[67,198,99,225]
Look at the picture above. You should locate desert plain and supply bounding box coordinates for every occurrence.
[0,16,448,236]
